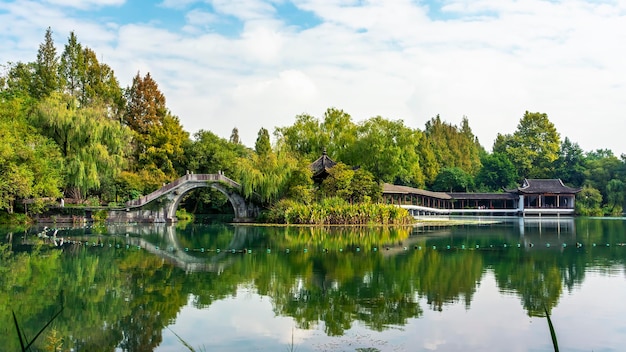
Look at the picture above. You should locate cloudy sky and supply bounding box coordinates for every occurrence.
[1,0,625,155]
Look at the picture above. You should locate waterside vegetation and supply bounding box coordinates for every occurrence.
[1,28,625,224]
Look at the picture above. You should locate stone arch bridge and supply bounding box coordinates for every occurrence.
[108,174,260,223]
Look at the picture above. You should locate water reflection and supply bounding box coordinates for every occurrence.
[0,218,625,351]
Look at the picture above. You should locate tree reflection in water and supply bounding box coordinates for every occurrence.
[0,217,624,350]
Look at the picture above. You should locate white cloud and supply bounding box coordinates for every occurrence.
[44,0,124,9]
[1,0,626,154]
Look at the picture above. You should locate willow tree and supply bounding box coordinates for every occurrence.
[32,93,131,200]
[235,132,305,204]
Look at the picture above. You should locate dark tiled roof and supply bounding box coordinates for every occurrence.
[383,183,451,200]
[447,192,517,200]
[512,179,582,194]
[310,150,337,178]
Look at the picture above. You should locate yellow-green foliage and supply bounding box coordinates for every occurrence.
[176,209,194,221]
[263,198,413,225]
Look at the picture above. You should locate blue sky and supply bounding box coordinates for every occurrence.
[1,0,626,155]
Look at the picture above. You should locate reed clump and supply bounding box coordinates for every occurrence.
[261,198,413,225]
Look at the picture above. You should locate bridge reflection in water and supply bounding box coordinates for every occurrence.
[105,224,256,273]
[100,217,578,274]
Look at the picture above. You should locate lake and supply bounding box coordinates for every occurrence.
[1,217,625,351]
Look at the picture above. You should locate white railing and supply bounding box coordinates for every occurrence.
[125,173,241,207]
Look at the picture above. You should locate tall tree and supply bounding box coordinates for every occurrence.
[229,127,241,144]
[59,31,84,99]
[255,127,271,157]
[320,108,357,161]
[493,111,561,179]
[79,48,124,115]
[189,130,249,175]
[424,115,482,176]
[124,72,166,134]
[555,137,586,187]
[33,27,59,98]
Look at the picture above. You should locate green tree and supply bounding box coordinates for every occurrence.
[59,31,84,99]
[274,113,325,159]
[584,149,623,208]
[432,167,474,192]
[555,137,586,187]
[1,61,36,98]
[424,115,482,176]
[493,111,561,179]
[320,108,357,161]
[138,113,190,179]
[346,116,425,187]
[275,108,357,162]
[606,179,624,215]
[32,93,130,200]
[475,152,517,191]
[229,127,241,144]
[0,97,63,213]
[33,27,59,99]
[188,130,249,175]
[320,163,380,203]
[255,127,271,157]
[235,144,303,204]
[576,186,603,216]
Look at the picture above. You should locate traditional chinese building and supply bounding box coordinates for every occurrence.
[382,179,581,217]
[310,149,337,183]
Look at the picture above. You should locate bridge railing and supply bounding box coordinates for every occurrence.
[125,173,242,207]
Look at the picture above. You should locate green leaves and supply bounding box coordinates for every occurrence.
[494,111,561,179]
[32,93,131,199]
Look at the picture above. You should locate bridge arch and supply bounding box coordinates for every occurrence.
[163,179,256,222]
[115,174,260,223]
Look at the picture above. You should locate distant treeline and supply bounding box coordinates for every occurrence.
[1,28,624,219]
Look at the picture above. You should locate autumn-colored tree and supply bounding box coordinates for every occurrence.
[124,72,166,133]
[123,72,188,183]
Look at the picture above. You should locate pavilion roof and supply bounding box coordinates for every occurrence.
[382,183,451,200]
[509,179,582,194]
[310,149,337,178]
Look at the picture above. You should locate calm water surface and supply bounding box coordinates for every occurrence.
[1,217,625,351]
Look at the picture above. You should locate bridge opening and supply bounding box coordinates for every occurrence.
[176,188,235,223]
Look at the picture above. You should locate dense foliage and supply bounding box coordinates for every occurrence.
[1,28,625,220]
